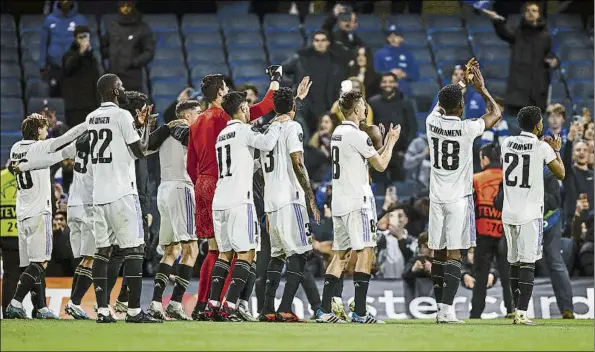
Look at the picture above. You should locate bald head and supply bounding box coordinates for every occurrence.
[97,73,126,105]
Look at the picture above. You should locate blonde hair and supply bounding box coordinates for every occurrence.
[546,103,566,119]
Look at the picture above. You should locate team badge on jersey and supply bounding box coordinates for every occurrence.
[298,133,303,142]
[366,137,373,146]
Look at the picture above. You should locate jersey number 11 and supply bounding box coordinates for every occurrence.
[217,144,232,178]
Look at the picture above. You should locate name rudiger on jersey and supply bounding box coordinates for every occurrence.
[88,116,110,125]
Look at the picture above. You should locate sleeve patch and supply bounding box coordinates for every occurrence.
[298,133,303,142]
[366,137,373,146]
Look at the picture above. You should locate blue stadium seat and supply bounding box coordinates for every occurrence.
[19,15,44,34]
[1,50,19,64]
[358,31,386,49]
[216,0,250,16]
[25,81,49,100]
[232,63,265,80]
[152,97,173,117]
[220,14,260,34]
[227,48,267,65]
[186,48,226,67]
[409,48,432,64]
[356,14,383,32]
[268,48,295,65]
[0,97,23,118]
[1,32,18,49]
[428,31,469,49]
[153,32,182,49]
[386,15,424,32]
[184,32,224,50]
[433,47,472,64]
[1,14,16,33]
[151,81,187,99]
[1,63,21,80]
[181,14,219,34]
[415,112,427,133]
[225,32,264,49]
[152,48,184,65]
[425,15,462,32]
[265,31,304,50]
[559,47,594,64]
[568,81,594,101]
[410,81,440,113]
[1,79,21,98]
[143,14,178,33]
[474,46,510,63]
[465,14,492,30]
[469,31,507,47]
[303,15,325,35]
[401,31,428,49]
[553,31,592,51]
[482,62,509,80]
[191,63,229,83]
[550,82,569,101]
[1,132,22,149]
[21,45,41,64]
[485,79,507,97]
[1,116,23,131]
[418,64,438,82]
[149,64,188,83]
[563,63,594,82]
[27,97,64,116]
[263,14,300,33]
[20,31,41,47]
[23,61,41,82]
[548,14,582,31]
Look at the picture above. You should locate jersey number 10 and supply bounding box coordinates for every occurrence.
[16,170,33,190]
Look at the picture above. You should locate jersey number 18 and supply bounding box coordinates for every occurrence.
[431,138,460,170]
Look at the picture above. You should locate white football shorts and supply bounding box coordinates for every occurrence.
[268,203,312,257]
[332,208,378,251]
[213,203,259,253]
[157,181,197,246]
[92,194,144,249]
[504,218,544,263]
[428,195,476,250]
[68,205,96,258]
[18,213,52,266]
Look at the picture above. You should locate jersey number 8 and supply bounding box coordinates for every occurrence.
[89,129,113,164]
[431,138,460,170]
[331,146,340,179]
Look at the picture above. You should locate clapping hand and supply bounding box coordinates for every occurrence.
[136,104,157,127]
[469,63,486,91]
[386,123,402,142]
[543,134,562,152]
[296,76,313,100]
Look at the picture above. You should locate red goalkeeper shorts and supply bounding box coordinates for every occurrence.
[194,174,218,239]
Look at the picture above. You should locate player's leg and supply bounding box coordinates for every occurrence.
[167,240,198,320]
[541,221,574,318]
[66,208,95,319]
[513,219,543,325]
[148,243,180,319]
[260,210,286,320]
[236,258,257,321]
[428,201,446,313]
[469,236,495,319]
[91,204,117,323]
[496,236,515,318]
[504,223,521,311]
[254,216,271,314]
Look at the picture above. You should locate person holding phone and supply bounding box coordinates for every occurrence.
[62,25,101,127]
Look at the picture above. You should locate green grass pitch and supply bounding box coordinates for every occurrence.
[1,319,592,351]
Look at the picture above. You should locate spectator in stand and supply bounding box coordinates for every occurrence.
[480,96,509,146]
[331,77,374,124]
[238,84,259,106]
[570,196,594,277]
[460,248,499,292]
[402,232,434,315]
[40,104,68,138]
[431,65,486,120]
[376,209,416,279]
[545,103,568,146]
[62,25,101,127]
[101,0,155,92]
[403,133,430,192]
[373,25,420,83]
[368,72,416,181]
[562,129,594,223]
[322,3,364,66]
[163,87,203,123]
[46,210,76,277]
[484,3,558,113]
[283,30,346,132]
[40,0,88,97]
[348,47,380,98]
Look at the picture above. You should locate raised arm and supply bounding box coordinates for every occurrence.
[48,122,88,152]
[368,124,401,172]
[246,122,282,152]
[468,64,501,130]
[483,10,515,44]
[129,121,150,159]
[148,125,171,151]
[17,142,76,173]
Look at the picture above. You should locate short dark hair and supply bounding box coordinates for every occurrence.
[73,25,90,38]
[381,72,398,82]
[273,87,294,115]
[221,91,247,117]
[201,74,225,103]
[239,84,258,97]
[338,91,363,118]
[175,100,201,118]
[480,143,500,162]
[312,29,329,40]
[54,210,67,220]
[96,73,119,98]
[517,106,542,132]
[22,114,49,140]
[121,91,148,116]
[438,84,463,111]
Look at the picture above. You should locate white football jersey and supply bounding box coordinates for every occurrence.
[159,136,192,185]
[86,102,140,205]
[261,121,306,212]
[501,132,557,225]
[426,112,485,204]
[68,141,93,206]
[330,121,377,216]
[213,120,282,210]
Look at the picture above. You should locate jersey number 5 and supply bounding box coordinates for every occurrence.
[89,129,113,164]
[431,138,460,170]
[331,146,340,179]
[217,144,232,178]
[504,153,530,188]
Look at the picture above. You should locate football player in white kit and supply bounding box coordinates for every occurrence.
[87,74,160,323]
[205,91,287,321]
[501,106,565,325]
[146,100,202,321]
[258,81,321,323]
[426,61,502,323]
[6,114,87,319]
[316,91,402,324]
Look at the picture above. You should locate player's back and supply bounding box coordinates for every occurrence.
[69,134,93,207]
[190,107,228,178]
[86,102,139,205]
[261,121,306,212]
[160,136,192,185]
[213,121,256,209]
[426,112,485,203]
[330,121,375,216]
[10,140,52,220]
[501,132,556,225]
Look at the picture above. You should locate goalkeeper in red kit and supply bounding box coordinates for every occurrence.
[187,66,282,320]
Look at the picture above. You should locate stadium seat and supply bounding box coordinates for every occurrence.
[20,31,41,46]
[1,115,22,131]
[153,32,182,49]
[573,99,594,115]
[225,32,264,49]
[1,79,21,98]
[248,81,271,97]
[550,82,569,101]
[152,48,184,66]
[1,132,22,149]
[433,47,472,64]
[268,48,295,65]
[216,0,250,16]
[184,32,224,50]
[425,15,462,32]
[220,14,261,34]
[568,81,594,101]
[27,97,64,116]
[386,15,424,32]
[25,81,49,100]
[152,97,173,117]
[402,31,429,49]
[548,14,582,31]
[464,14,492,30]
[469,31,507,47]
[186,48,226,67]
[409,48,432,64]
[358,31,386,49]
[485,79,507,97]
[263,14,300,32]
[415,112,427,133]
[19,14,44,34]
[563,63,594,82]
[356,14,383,32]
[558,47,593,63]
[149,64,188,83]
[143,14,179,33]
[151,81,187,99]
[265,31,304,50]
[21,45,41,64]
[418,64,438,82]
[474,46,510,63]
[232,63,266,80]
[191,63,229,83]
[0,50,19,64]
[553,31,592,51]
[1,63,21,80]
[23,61,41,82]
[482,62,509,80]
[303,15,325,35]
[1,14,16,33]
[181,14,220,34]
[1,32,18,49]
[1,97,23,118]
[428,31,469,49]
[410,81,440,113]
[228,48,266,65]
